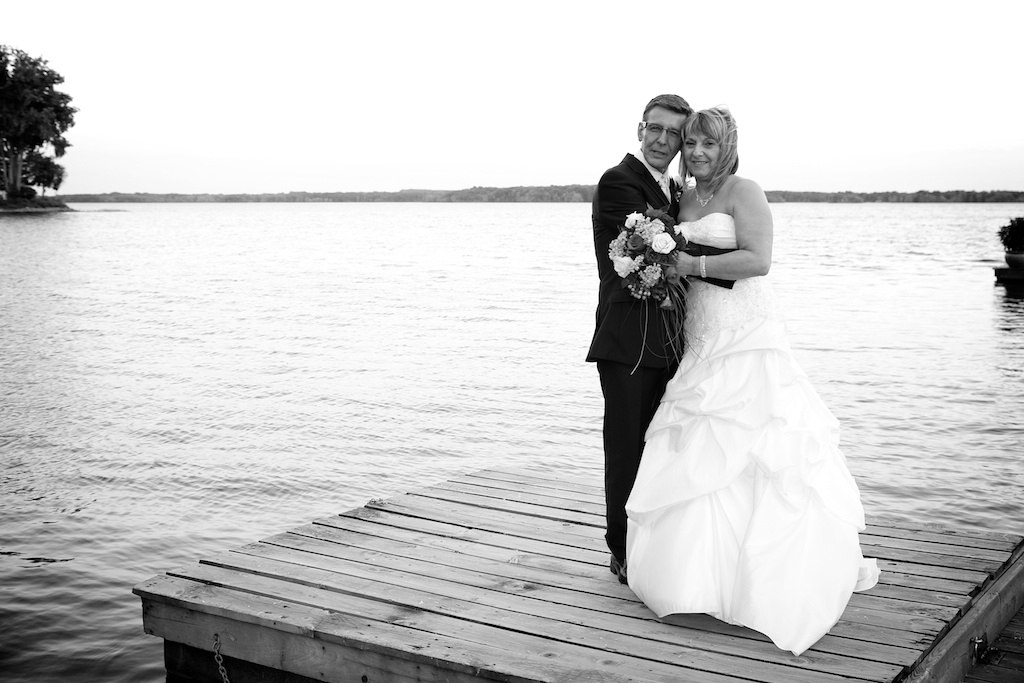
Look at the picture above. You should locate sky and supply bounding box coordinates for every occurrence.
[5,0,1023,195]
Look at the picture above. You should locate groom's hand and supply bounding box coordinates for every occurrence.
[674,251,697,277]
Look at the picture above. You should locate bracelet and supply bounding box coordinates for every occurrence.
[699,255,707,278]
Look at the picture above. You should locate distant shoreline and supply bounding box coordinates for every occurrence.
[0,206,72,214]
[0,196,73,213]
[56,187,1024,204]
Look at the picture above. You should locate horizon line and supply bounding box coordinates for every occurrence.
[55,187,1024,197]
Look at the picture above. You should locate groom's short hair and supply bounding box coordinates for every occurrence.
[643,94,692,120]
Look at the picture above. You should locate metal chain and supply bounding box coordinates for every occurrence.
[212,633,231,683]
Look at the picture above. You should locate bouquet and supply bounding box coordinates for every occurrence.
[608,206,688,310]
[608,206,688,363]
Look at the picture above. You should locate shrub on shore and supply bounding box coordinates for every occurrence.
[999,217,1024,253]
[0,193,69,211]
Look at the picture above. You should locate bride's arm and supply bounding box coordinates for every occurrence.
[677,178,773,280]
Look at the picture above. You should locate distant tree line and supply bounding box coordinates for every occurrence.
[764,190,1024,203]
[57,187,1024,204]
[57,185,597,203]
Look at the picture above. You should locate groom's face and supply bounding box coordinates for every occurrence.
[638,106,687,173]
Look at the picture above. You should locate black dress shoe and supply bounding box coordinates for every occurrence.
[609,555,628,584]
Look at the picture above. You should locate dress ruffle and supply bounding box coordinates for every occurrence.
[632,317,866,529]
[625,221,879,655]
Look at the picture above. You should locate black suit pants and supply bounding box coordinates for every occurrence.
[597,359,673,563]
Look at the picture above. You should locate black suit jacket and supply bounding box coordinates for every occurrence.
[586,154,681,369]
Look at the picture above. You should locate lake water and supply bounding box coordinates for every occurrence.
[1,201,1022,682]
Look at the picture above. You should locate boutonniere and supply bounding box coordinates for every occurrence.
[671,175,685,202]
[673,176,697,203]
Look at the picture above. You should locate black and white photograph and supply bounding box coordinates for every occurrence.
[2,1,1023,682]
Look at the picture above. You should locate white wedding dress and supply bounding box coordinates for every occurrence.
[625,213,879,656]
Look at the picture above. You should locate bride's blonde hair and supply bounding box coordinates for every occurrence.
[680,107,739,194]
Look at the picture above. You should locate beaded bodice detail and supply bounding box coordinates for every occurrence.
[677,213,778,356]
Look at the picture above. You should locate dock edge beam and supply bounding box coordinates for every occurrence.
[903,544,1024,683]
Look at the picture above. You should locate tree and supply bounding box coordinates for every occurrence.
[23,149,65,194]
[0,45,76,199]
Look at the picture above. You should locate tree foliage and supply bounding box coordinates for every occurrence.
[0,45,76,199]
[23,149,65,194]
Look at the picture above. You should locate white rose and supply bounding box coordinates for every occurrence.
[624,212,644,229]
[612,256,639,277]
[651,233,676,254]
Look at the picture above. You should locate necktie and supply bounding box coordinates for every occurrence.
[658,175,671,201]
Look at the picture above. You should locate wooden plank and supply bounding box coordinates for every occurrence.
[375,491,993,587]
[347,501,955,640]
[408,481,1008,576]
[343,505,986,601]
[993,609,1024,655]
[860,533,1012,564]
[432,479,605,515]
[368,494,601,547]
[471,468,1022,548]
[313,516,949,627]
[875,569,978,597]
[863,525,1020,554]
[412,485,602,527]
[866,582,971,610]
[148,568,836,683]
[459,470,1014,556]
[367,480,989,637]
[312,513,937,652]
[182,550,905,683]
[260,524,943,652]
[241,530,920,669]
[376,493,991,626]
[858,542,1003,575]
[964,656,1024,683]
[874,558,991,585]
[337,507,980,601]
[332,507,604,562]
[863,515,1021,546]
[904,546,1024,683]
[133,467,1024,683]
[466,467,605,496]
[963,591,1024,682]
[139,575,725,683]
[136,575,473,683]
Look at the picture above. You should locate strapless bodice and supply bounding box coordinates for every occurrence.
[678,213,778,357]
[678,212,737,250]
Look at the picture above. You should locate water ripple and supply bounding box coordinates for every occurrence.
[1,201,1022,681]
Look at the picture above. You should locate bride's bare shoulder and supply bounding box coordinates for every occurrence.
[724,175,764,195]
[722,176,768,209]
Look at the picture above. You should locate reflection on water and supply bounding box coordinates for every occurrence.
[996,285,1024,389]
[1,201,1023,682]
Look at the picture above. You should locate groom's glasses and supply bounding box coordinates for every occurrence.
[641,122,682,143]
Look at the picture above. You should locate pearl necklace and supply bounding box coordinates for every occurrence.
[695,188,714,207]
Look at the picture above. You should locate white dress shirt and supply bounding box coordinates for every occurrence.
[631,149,672,202]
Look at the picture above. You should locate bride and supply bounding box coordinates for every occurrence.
[624,107,879,656]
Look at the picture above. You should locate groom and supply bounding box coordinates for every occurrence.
[587,93,691,583]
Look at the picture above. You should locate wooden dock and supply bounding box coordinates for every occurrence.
[134,467,1024,683]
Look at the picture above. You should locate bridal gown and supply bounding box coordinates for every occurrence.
[624,212,879,656]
